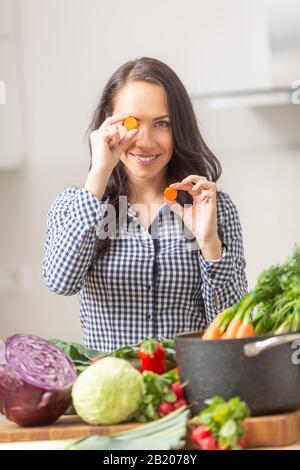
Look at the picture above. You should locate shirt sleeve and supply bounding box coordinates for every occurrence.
[42,186,109,295]
[198,191,248,324]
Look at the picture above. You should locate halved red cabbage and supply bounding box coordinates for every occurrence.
[0,334,77,426]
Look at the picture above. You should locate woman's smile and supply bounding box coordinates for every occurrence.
[129,152,161,165]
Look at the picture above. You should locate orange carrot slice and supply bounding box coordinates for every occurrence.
[164,187,178,201]
[124,116,138,131]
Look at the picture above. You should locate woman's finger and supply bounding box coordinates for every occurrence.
[181,175,207,184]
[99,113,131,130]
[164,199,185,220]
[170,175,211,192]
[191,180,216,193]
[168,181,214,198]
[168,182,196,197]
[109,124,121,149]
[119,128,139,147]
[197,189,215,202]
[100,127,114,144]
[117,121,132,141]
[101,124,120,148]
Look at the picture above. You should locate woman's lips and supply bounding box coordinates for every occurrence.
[129,153,160,165]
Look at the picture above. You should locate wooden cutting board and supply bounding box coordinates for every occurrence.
[188,408,300,448]
[1,409,300,448]
[0,415,142,443]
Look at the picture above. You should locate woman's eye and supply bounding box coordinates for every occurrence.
[156,121,170,128]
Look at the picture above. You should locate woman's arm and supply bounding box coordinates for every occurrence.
[198,191,248,324]
[42,172,110,295]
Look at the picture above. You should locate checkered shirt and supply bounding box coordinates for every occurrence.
[42,186,248,352]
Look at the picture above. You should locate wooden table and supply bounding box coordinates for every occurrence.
[1,409,300,449]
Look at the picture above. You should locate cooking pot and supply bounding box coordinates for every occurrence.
[175,331,300,416]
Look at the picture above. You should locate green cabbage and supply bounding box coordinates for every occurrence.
[72,357,143,425]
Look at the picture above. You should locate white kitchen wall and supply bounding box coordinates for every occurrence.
[0,0,299,342]
[194,100,300,280]
[0,0,26,168]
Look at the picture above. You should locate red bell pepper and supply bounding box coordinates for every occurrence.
[138,339,166,374]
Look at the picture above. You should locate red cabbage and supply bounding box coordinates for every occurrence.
[0,334,77,426]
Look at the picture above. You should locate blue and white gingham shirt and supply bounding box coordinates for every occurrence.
[42,186,248,352]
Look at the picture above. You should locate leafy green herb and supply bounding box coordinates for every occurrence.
[49,338,102,366]
[137,371,178,422]
[49,337,176,374]
[191,396,250,450]
[219,244,300,337]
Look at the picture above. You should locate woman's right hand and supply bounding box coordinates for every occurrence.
[89,113,138,174]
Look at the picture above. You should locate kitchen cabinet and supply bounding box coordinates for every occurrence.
[191,87,296,110]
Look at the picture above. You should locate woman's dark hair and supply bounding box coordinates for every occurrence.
[85,57,222,266]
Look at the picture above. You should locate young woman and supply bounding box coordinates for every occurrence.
[42,57,248,352]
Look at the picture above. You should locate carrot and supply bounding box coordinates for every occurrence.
[221,294,257,339]
[164,187,177,202]
[124,116,138,131]
[202,311,225,340]
[236,322,256,339]
[221,317,243,339]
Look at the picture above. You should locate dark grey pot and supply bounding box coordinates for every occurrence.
[175,331,300,416]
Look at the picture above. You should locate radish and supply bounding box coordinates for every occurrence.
[158,401,175,416]
[174,398,187,409]
[201,436,218,450]
[191,424,211,446]
[171,382,183,400]
[238,437,247,448]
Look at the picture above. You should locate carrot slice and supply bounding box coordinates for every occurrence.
[235,322,256,339]
[164,187,177,201]
[202,311,225,340]
[124,116,138,131]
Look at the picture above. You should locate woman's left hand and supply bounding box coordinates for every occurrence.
[164,175,221,251]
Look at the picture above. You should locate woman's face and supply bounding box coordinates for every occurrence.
[113,81,174,180]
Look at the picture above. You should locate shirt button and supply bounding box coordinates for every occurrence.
[210,272,216,279]
[214,295,221,309]
[147,284,152,290]
[146,313,152,320]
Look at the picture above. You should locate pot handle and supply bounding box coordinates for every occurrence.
[243,334,300,357]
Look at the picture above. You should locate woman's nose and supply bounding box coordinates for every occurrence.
[135,125,155,147]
